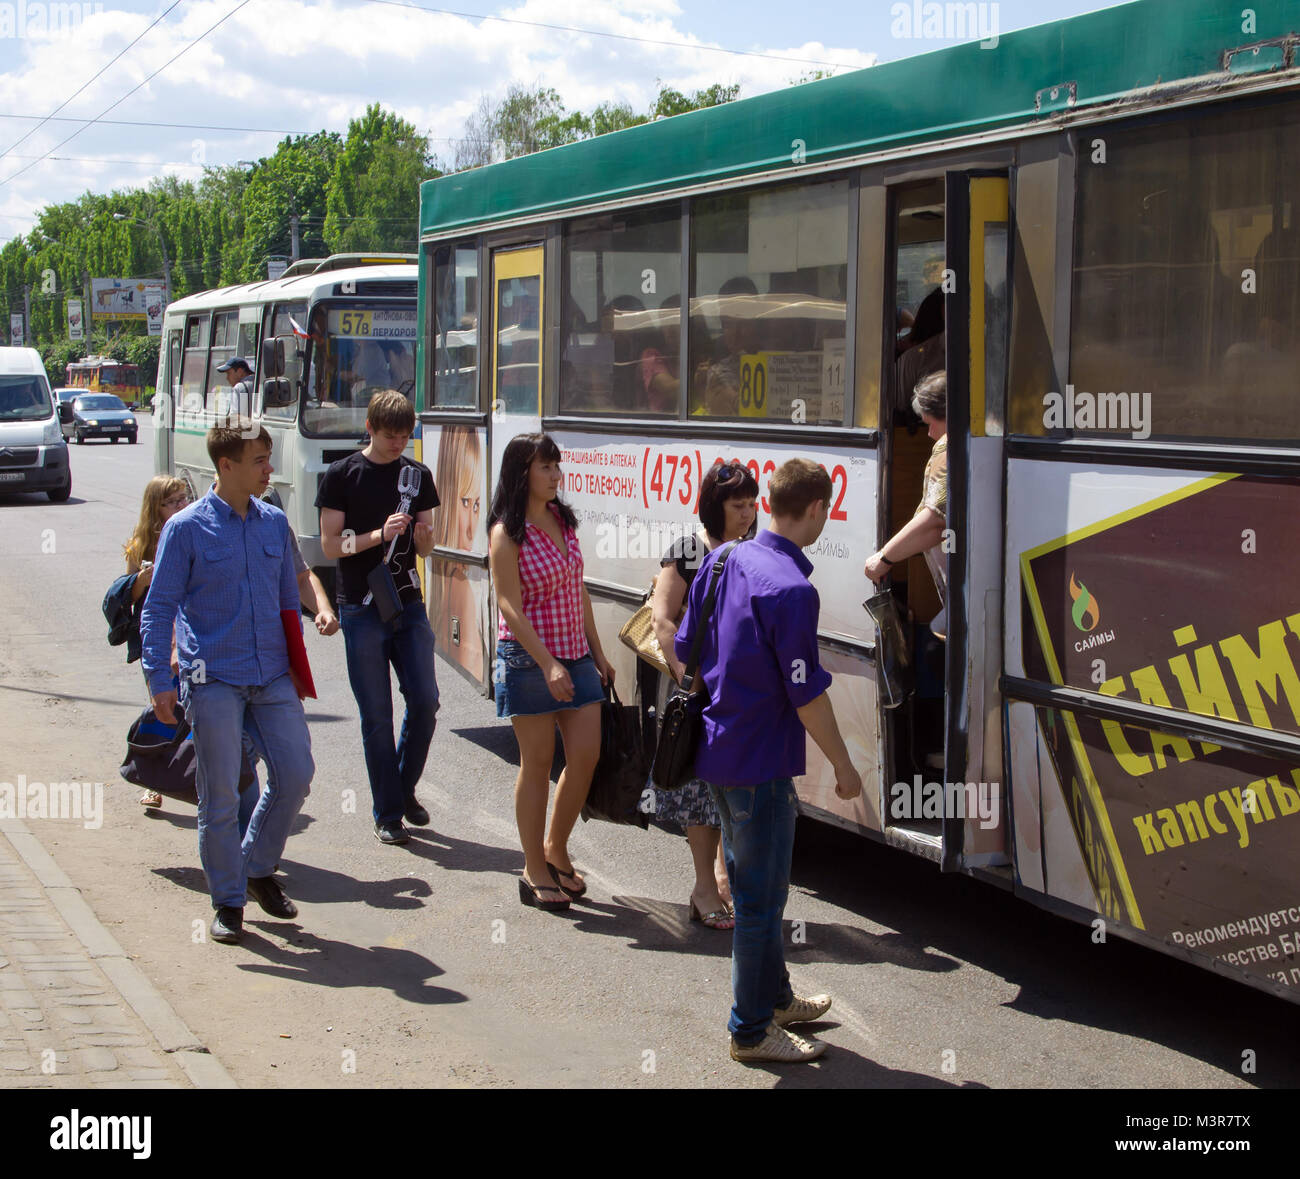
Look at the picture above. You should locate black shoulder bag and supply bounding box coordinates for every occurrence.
[364,464,421,622]
[650,540,739,790]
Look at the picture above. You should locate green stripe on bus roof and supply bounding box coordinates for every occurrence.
[419,0,1298,237]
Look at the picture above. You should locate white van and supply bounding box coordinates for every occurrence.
[0,347,72,502]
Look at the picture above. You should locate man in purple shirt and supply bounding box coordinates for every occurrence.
[676,458,861,1063]
[142,420,314,945]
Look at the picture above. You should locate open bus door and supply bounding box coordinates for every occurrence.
[880,169,1011,871]
[940,170,1011,872]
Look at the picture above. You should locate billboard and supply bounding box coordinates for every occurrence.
[90,278,163,322]
[66,298,84,341]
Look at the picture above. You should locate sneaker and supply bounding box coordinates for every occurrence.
[730,1024,826,1063]
[374,821,410,845]
[772,993,832,1027]
[403,799,431,827]
[210,906,244,944]
[246,875,298,919]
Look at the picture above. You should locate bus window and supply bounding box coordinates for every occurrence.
[262,302,305,421]
[206,310,240,411]
[689,177,849,423]
[892,178,947,423]
[431,242,479,408]
[561,204,681,415]
[1050,94,1300,443]
[303,304,418,436]
[181,314,209,417]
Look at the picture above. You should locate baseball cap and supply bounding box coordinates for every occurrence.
[216,357,252,373]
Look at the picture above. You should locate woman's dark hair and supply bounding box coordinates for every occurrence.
[487,432,577,545]
[698,461,760,542]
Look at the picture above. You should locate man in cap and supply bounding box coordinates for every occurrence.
[215,357,254,422]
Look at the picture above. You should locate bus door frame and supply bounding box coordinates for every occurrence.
[941,168,1011,872]
[159,325,182,475]
[476,235,549,692]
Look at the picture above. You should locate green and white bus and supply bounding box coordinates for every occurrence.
[154,254,418,583]
[415,0,1300,1003]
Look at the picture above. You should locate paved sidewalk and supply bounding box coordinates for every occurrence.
[0,820,236,1089]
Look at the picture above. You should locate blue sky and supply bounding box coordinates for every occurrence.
[0,0,1130,243]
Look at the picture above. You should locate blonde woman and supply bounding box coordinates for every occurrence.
[430,426,485,679]
[123,475,191,807]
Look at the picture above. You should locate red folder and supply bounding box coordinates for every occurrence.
[281,610,318,699]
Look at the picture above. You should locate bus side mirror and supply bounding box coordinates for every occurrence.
[261,337,285,378]
[262,378,295,408]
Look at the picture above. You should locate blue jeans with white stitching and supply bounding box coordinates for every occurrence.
[709,777,799,1045]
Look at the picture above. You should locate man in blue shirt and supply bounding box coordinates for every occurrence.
[677,457,861,1063]
[142,420,315,945]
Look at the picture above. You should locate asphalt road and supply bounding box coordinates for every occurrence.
[1,420,1297,1090]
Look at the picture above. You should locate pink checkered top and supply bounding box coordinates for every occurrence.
[498,505,589,660]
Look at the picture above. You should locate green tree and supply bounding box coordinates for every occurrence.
[650,82,741,120]
[324,104,439,253]
[242,131,342,278]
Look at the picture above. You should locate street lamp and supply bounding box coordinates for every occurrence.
[112,212,172,301]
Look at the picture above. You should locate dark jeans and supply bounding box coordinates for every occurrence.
[710,777,799,1045]
[341,598,440,826]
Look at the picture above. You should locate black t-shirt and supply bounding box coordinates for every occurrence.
[660,533,706,592]
[316,451,439,607]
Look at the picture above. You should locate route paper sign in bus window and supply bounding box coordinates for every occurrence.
[327,308,418,340]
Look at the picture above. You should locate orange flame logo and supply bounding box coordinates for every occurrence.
[1069,572,1100,631]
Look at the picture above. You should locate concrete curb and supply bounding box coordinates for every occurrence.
[0,819,238,1089]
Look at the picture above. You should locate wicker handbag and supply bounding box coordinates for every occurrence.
[618,577,675,679]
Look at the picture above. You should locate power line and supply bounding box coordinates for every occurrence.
[0,113,311,135]
[0,0,256,191]
[360,0,858,69]
[0,0,188,165]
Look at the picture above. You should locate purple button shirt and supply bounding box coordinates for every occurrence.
[675,530,833,788]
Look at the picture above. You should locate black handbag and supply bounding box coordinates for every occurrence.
[365,562,403,623]
[119,707,256,799]
[364,464,421,623]
[650,540,739,791]
[581,684,649,828]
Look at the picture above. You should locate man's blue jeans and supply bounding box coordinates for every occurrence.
[340,599,439,827]
[710,777,799,1045]
[181,673,314,910]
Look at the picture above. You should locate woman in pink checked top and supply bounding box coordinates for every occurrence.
[488,433,614,913]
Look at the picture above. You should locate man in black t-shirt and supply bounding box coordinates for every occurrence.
[317,390,440,845]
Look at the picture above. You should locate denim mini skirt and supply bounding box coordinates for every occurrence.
[494,639,604,718]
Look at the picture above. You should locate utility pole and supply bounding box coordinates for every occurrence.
[290,208,300,262]
[22,283,30,343]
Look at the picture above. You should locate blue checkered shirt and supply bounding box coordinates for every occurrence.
[141,486,300,696]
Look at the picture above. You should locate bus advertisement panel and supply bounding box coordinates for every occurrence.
[1018,471,1300,991]
[550,428,882,831]
[549,432,876,638]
